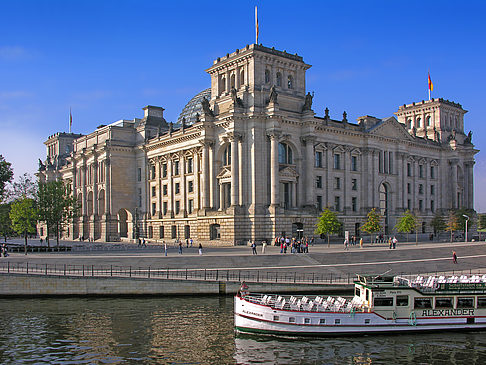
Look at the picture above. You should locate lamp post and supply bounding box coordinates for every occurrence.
[462,214,470,242]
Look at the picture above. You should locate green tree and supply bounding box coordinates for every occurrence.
[454,208,475,237]
[430,211,446,236]
[445,210,461,243]
[37,180,78,247]
[478,213,486,240]
[361,208,382,244]
[10,198,37,254]
[395,210,418,244]
[0,203,13,242]
[0,155,14,202]
[315,207,342,247]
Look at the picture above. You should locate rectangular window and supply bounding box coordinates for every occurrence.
[151,165,156,180]
[174,160,180,175]
[316,196,322,211]
[316,175,322,189]
[430,166,435,179]
[151,186,156,197]
[351,155,358,171]
[352,197,357,212]
[334,154,341,169]
[159,225,164,238]
[162,163,167,178]
[407,199,411,210]
[419,199,423,211]
[171,225,177,239]
[431,200,435,212]
[396,295,409,307]
[419,184,424,194]
[315,151,323,168]
[379,152,383,173]
[414,297,432,309]
[188,199,194,214]
[175,201,180,215]
[304,318,310,324]
[138,188,142,208]
[334,196,341,212]
[477,297,486,308]
[364,319,371,324]
[435,297,453,308]
[457,297,474,308]
[163,184,168,196]
[188,180,194,193]
[431,185,435,195]
[152,202,156,216]
[407,163,411,177]
[163,202,168,215]
[352,179,357,191]
[319,318,325,324]
[187,158,193,173]
[137,167,142,182]
[335,319,341,325]
[273,315,280,321]
[334,177,341,190]
[407,183,411,194]
[373,297,393,306]
[175,183,180,194]
[419,165,424,178]
[289,317,295,323]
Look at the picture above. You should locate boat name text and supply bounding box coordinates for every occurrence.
[421,309,475,316]
[243,310,263,317]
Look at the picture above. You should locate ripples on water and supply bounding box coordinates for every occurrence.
[1,297,486,364]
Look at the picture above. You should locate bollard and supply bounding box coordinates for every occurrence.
[91,265,94,277]
[64,264,66,276]
[216,270,218,281]
[167,268,169,279]
[82,265,85,277]
[257,271,260,282]
[294,272,296,283]
[26,262,29,274]
[148,267,151,278]
[111,265,113,277]
[7,261,9,273]
[204,269,206,281]
[45,263,48,275]
[130,266,132,278]
[185,268,187,280]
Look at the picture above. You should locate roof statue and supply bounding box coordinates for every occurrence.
[268,85,278,104]
[302,92,313,111]
[201,97,214,117]
[231,87,244,108]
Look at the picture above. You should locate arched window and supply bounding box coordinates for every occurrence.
[220,76,226,93]
[426,116,431,127]
[287,75,293,89]
[276,72,282,87]
[230,74,235,89]
[222,145,231,166]
[240,70,245,86]
[416,117,421,128]
[407,119,412,129]
[278,142,293,164]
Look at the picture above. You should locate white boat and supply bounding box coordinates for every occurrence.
[234,274,486,336]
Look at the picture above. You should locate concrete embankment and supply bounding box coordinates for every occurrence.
[0,273,352,297]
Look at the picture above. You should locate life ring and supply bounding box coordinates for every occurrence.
[408,312,417,326]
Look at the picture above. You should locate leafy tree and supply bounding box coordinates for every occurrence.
[11,173,37,200]
[361,208,382,243]
[395,210,418,244]
[10,198,37,254]
[445,210,461,243]
[478,214,486,240]
[315,207,342,247]
[0,203,13,242]
[454,208,475,236]
[0,155,14,202]
[37,180,78,247]
[430,212,446,235]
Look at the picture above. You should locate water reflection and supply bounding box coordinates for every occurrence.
[1,297,486,364]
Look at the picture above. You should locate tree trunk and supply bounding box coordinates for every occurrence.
[24,231,27,255]
[46,225,50,248]
[327,234,330,248]
[56,223,60,247]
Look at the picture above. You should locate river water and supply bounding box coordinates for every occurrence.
[1,297,485,364]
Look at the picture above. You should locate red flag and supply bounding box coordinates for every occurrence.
[428,72,433,92]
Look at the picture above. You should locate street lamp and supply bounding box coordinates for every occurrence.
[462,214,470,242]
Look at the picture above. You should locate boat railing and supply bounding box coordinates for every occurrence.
[400,273,486,292]
[242,293,368,313]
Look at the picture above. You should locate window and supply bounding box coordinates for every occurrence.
[220,76,226,93]
[435,297,453,308]
[414,297,432,309]
[174,161,180,175]
[163,185,168,196]
[159,225,164,239]
[407,163,411,177]
[352,197,357,212]
[148,226,153,239]
[152,202,156,216]
[162,163,167,178]
[184,225,190,239]
[188,199,193,214]
[304,318,310,324]
[319,318,325,324]
[351,156,358,171]
[426,115,431,126]
[477,297,486,308]
[334,196,341,212]
[334,177,341,190]
[137,167,141,182]
[431,185,435,195]
[287,75,293,89]
[265,69,270,83]
[163,202,168,215]
[316,176,322,189]
[364,319,371,324]
[188,180,194,193]
[352,179,357,191]
[316,196,322,211]
[396,295,409,306]
[407,119,412,129]
[210,223,220,240]
[276,72,282,87]
[430,166,435,179]
[416,117,422,128]
[171,225,177,239]
[430,200,435,212]
[407,199,411,210]
[457,297,474,308]
[150,165,156,179]
[151,186,156,197]
[230,74,235,89]
[373,297,393,306]
[419,165,424,178]
[187,158,193,173]
[175,183,180,194]
[278,143,293,164]
[335,319,341,325]
[419,200,423,211]
[223,145,231,166]
[289,317,295,323]
[418,184,424,194]
[407,183,411,194]
[175,201,180,215]
[315,151,323,168]
[334,154,341,169]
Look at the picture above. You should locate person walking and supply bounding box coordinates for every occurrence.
[163,240,167,256]
[392,236,398,249]
[261,240,266,254]
[198,243,203,255]
[251,241,257,255]
[359,237,363,249]
[190,238,193,247]
[344,238,349,250]
[388,237,392,249]
[452,250,458,264]
[178,240,183,254]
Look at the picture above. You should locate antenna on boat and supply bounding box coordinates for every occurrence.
[373,269,392,280]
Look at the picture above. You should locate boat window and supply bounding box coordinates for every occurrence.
[396,295,409,306]
[373,297,393,306]
[304,318,310,324]
[457,297,474,308]
[414,297,432,309]
[477,297,486,308]
[366,289,370,302]
[319,318,326,324]
[273,315,279,321]
[364,319,371,324]
[289,317,295,323]
[435,297,453,308]
[335,319,341,325]
[355,287,361,297]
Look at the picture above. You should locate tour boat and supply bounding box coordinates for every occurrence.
[234,274,486,336]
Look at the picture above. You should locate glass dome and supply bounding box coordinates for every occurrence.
[177,88,212,125]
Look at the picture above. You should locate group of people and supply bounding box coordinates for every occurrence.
[271,236,313,254]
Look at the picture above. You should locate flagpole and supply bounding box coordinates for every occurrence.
[69,107,72,133]
[255,6,259,44]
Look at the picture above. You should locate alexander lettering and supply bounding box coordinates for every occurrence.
[421,309,475,316]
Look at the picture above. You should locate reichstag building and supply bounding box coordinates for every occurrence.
[38,44,477,244]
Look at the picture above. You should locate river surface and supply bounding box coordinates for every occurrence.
[1,297,486,364]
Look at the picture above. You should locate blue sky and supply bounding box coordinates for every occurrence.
[1,0,486,210]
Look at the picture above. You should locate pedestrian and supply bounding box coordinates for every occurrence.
[251,241,257,255]
[163,240,167,256]
[261,240,266,254]
[359,237,363,249]
[305,241,309,253]
[198,243,203,255]
[392,236,398,249]
[452,250,458,264]
[186,238,189,248]
[280,241,284,253]
[178,240,183,254]
[190,238,193,247]
[2,243,8,257]
[388,237,392,249]
[344,238,349,250]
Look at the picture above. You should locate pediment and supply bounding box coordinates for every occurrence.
[369,117,413,141]
[217,167,232,180]
[279,165,299,179]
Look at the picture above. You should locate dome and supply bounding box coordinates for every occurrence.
[177,88,212,125]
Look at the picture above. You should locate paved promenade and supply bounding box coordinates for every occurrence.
[2,239,486,278]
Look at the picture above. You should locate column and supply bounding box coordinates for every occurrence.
[158,159,163,218]
[238,136,244,206]
[230,134,239,206]
[209,142,215,209]
[167,158,173,216]
[303,136,315,207]
[201,142,210,209]
[451,161,457,209]
[194,151,200,211]
[104,158,110,215]
[181,154,186,215]
[93,161,98,216]
[268,132,280,206]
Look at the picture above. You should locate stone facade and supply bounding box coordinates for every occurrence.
[38,44,478,244]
